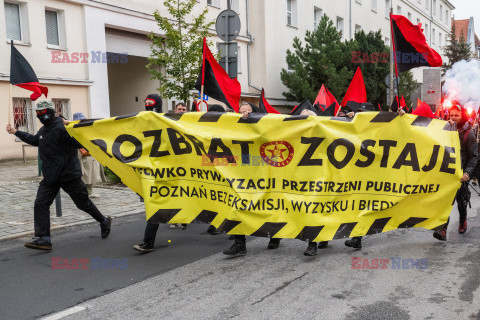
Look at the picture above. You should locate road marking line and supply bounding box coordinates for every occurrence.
[40,305,90,320]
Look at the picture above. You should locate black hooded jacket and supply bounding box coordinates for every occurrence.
[146,94,162,113]
[15,117,83,185]
[458,121,479,177]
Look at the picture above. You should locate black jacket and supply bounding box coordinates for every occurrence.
[458,122,479,177]
[15,117,83,185]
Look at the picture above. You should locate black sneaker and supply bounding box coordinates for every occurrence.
[304,242,317,256]
[223,241,247,256]
[133,243,154,253]
[25,238,52,251]
[207,225,221,235]
[318,241,329,249]
[433,228,447,241]
[267,238,281,249]
[345,237,362,249]
[101,216,112,239]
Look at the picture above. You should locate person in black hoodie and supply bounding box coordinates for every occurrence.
[5,100,111,250]
[433,103,478,240]
[144,94,163,113]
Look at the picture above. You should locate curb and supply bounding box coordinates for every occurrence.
[0,209,145,242]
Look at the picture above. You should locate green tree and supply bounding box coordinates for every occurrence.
[147,0,214,104]
[280,15,353,102]
[349,30,390,108]
[443,22,471,72]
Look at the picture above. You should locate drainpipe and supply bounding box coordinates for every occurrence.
[349,0,352,40]
[246,0,262,92]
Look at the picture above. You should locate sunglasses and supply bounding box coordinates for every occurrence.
[36,109,48,115]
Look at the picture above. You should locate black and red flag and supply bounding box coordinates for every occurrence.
[313,84,340,114]
[390,14,442,74]
[10,42,48,101]
[195,38,241,112]
[258,88,280,114]
[339,67,367,115]
[290,99,317,115]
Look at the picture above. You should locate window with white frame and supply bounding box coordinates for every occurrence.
[371,0,377,12]
[439,32,442,46]
[45,10,59,46]
[446,10,449,23]
[5,1,21,41]
[440,5,443,20]
[228,0,239,13]
[13,98,35,135]
[314,7,322,29]
[336,16,344,37]
[425,23,429,39]
[417,18,421,25]
[385,37,390,45]
[396,5,401,14]
[385,0,390,18]
[355,25,362,34]
[407,12,411,21]
[432,28,436,44]
[286,0,297,27]
[52,99,70,120]
[207,0,220,7]
[433,0,436,15]
[425,0,429,10]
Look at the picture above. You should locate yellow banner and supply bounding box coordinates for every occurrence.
[67,112,461,242]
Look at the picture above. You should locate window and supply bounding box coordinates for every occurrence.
[385,0,390,18]
[287,62,293,74]
[286,0,297,27]
[425,0,429,10]
[446,10,449,23]
[237,46,242,74]
[336,16,344,37]
[385,37,390,45]
[355,24,362,34]
[52,99,70,120]
[13,98,35,135]
[425,23,428,39]
[396,5,401,14]
[439,32,442,46]
[407,12,411,21]
[432,28,436,44]
[45,10,59,46]
[314,7,322,29]
[207,0,220,7]
[5,2,21,41]
[440,5,443,20]
[417,18,421,26]
[433,0,436,15]
[371,0,377,12]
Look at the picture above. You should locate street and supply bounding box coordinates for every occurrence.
[0,188,479,320]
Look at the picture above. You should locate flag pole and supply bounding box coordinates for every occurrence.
[8,84,12,126]
[389,12,401,109]
[199,37,206,110]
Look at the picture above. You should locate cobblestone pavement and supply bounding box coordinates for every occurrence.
[0,160,144,240]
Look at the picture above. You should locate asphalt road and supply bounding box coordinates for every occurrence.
[0,214,231,320]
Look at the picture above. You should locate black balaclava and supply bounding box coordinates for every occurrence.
[37,109,56,126]
[145,94,163,113]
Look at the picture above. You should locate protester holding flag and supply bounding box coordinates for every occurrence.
[5,101,111,250]
[433,103,478,240]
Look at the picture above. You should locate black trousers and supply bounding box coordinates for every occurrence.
[34,178,105,237]
[143,223,160,246]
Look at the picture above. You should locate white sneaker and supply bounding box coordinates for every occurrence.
[169,224,177,229]
[90,193,100,198]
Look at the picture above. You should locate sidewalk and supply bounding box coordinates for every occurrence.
[0,160,144,240]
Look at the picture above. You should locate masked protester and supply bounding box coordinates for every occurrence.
[5,100,111,250]
[223,104,281,256]
[433,103,478,240]
[145,94,163,113]
[133,99,188,253]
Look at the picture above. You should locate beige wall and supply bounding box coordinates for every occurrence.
[0,0,88,80]
[0,82,90,161]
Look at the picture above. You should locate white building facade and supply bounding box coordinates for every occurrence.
[0,0,454,160]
